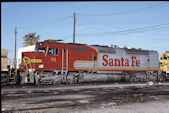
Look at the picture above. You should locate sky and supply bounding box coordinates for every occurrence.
[1,1,169,61]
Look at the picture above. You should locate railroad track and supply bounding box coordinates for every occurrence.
[2,82,169,113]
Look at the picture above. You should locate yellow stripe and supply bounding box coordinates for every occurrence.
[74,67,159,71]
[9,82,16,84]
[23,57,42,64]
[9,77,15,79]
[30,59,42,63]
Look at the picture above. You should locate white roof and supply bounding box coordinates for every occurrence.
[17,45,36,68]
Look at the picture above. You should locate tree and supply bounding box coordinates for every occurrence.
[23,32,40,47]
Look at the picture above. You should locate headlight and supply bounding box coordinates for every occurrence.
[38,64,44,68]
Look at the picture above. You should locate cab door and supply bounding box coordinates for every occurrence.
[61,48,68,72]
[46,48,59,71]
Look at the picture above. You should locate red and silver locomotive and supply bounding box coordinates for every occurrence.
[19,40,160,84]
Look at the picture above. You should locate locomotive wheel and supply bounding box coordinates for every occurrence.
[1,73,8,85]
[67,72,79,84]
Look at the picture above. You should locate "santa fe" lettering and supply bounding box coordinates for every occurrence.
[102,55,140,67]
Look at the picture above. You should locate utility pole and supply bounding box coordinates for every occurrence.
[14,26,17,69]
[73,12,76,43]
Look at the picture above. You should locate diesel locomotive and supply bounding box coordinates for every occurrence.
[18,40,161,85]
[160,51,169,79]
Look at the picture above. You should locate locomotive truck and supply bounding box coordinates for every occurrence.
[18,40,161,85]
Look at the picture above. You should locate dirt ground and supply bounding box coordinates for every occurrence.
[28,100,169,113]
[1,82,169,113]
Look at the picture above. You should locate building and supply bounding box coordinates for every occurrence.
[17,45,35,69]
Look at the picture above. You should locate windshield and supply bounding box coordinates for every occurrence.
[36,47,46,54]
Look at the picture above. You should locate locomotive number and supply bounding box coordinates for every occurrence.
[51,57,56,61]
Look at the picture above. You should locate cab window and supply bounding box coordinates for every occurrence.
[48,48,52,55]
[55,48,59,55]
[36,47,46,54]
[48,48,59,55]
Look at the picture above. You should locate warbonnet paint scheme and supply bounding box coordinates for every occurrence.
[19,40,160,84]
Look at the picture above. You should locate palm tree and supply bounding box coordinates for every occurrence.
[23,32,40,47]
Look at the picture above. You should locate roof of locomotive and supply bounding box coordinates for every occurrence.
[40,40,87,46]
[90,44,157,52]
[38,40,158,53]
[36,41,89,50]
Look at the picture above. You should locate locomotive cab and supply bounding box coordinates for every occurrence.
[19,40,69,84]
